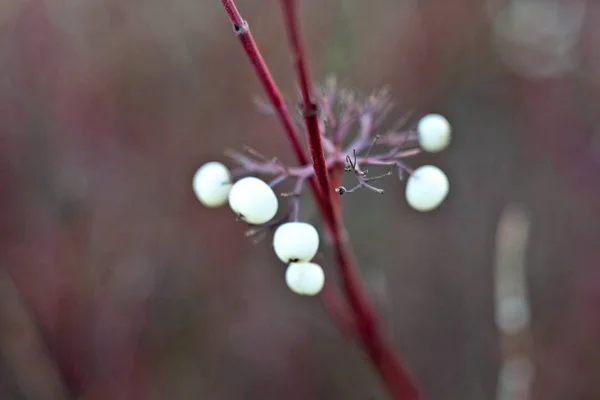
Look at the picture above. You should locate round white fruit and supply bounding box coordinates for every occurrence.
[192,162,232,207]
[405,165,449,212]
[228,177,278,224]
[417,113,452,153]
[273,222,319,263]
[285,262,325,296]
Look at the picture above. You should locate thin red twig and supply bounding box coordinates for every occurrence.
[219,1,420,398]
[219,0,327,211]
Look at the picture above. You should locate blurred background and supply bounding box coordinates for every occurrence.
[1,0,599,399]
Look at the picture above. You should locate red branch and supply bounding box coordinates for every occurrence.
[219,0,326,210]
[220,1,419,398]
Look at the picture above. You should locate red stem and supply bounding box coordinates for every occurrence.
[219,0,326,209]
[219,1,419,398]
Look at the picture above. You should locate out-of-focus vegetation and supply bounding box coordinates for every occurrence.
[0,0,599,399]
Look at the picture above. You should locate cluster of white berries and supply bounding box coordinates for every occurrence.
[274,222,324,296]
[192,113,453,295]
[192,165,325,296]
[192,166,279,224]
[407,113,452,212]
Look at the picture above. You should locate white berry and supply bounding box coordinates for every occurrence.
[405,165,449,212]
[273,222,319,263]
[228,177,278,224]
[285,262,325,296]
[417,113,452,153]
[192,162,232,207]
